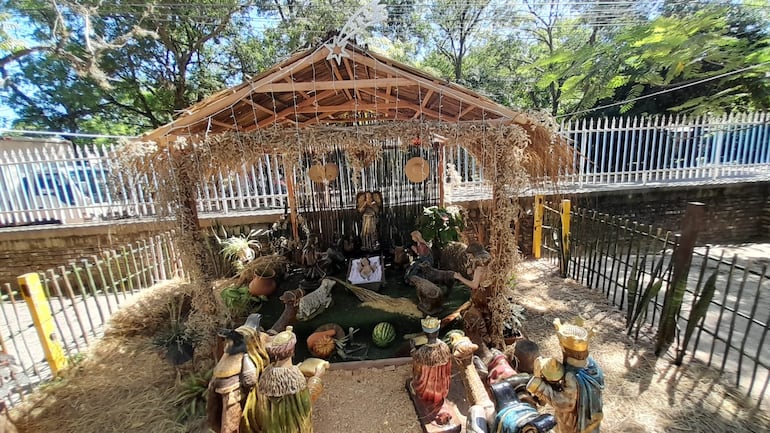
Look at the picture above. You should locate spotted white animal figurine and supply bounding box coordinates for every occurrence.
[297,279,336,321]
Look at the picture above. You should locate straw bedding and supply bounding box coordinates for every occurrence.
[9,261,769,433]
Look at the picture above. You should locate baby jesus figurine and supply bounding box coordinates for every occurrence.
[357,256,378,281]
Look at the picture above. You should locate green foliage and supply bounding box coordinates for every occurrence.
[152,296,198,364]
[627,253,668,338]
[415,206,465,250]
[675,270,718,365]
[220,285,266,318]
[2,0,768,129]
[172,369,212,423]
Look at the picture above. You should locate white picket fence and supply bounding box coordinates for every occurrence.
[0,111,768,226]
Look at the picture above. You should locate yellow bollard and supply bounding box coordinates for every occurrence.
[560,199,572,276]
[533,195,544,259]
[18,273,68,376]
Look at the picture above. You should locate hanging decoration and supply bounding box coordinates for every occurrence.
[404,156,430,183]
[324,0,387,65]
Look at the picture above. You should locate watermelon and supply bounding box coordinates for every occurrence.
[372,322,396,348]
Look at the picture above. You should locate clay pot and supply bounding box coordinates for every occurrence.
[248,269,277,297]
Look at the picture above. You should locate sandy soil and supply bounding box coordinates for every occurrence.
[9,260,769,433]
[313,260,770,433]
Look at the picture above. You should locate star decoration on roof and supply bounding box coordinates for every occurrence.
[325,0,387,65]
[324,42,351,65]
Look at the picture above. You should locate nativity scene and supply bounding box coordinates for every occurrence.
[118,2,589,432]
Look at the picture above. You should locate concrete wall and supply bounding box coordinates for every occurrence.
[0,182,767,287]
[0,214,277,289]
[574,182,770,245]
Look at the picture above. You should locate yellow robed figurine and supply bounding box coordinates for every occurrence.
[242,326,327,433]
[527,319,605,433]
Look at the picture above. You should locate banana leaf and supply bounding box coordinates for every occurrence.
[674,271,718,365]
[627,254,665,336]
[629,278,664,339]
[625,261,640,326]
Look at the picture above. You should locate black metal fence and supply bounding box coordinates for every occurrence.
[540,202,769,407]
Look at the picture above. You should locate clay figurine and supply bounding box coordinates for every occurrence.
[526,319,604,433]
[446,330,495,433]
[408,275,444,316]
[405,230,433,281]
[207,314,270,433]
[301,235,325,283]
[453,243,492,346]
[357,191,382,252]
[297,278,335,321]
[357,256,378,281]
[242,326,327,433]
[407,317,460,433]
[490,381,557,433]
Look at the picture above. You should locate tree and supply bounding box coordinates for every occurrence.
[427,0,497,81]
[2,0,260,132]
[602,5,770,116]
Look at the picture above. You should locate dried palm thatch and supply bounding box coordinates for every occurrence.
[106,279,195,338]
[330,277,423,319]
[12,336,185,433]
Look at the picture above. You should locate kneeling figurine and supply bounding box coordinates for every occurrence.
[527,319,604,433]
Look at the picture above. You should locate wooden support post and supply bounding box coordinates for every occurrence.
[533,195,544,259]
[18,273,67,375]
[283,160,301,247]
[559,199,572,277]
[438,143,446,207]
[656,201,705,356]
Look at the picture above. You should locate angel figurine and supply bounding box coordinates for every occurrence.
[356,191,382,252]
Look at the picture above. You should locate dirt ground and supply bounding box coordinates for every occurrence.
[9,261,770,433]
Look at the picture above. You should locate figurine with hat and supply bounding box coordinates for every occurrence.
[526,318,605,433]
[407,316,461,433]
[242,326,328,433]
[207,314,270,433]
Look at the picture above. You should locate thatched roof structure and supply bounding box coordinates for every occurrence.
[133,38,571,347]
[139,40,567,182]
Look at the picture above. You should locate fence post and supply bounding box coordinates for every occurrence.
[18,273,68,376]
[560,199,572,277]
[533,195,545,259]
[655,202,705,356]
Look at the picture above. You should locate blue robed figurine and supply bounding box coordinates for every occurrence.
[527,319,605,433]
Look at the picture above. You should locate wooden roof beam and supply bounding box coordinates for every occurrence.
[238,89,342,129]
[352,52,515,121]
[330,60,353,101]
[250,78,414,93]
[143,47,329,141]
[299,112,335,126]
[243,98,277,116]
[342,57,362,101]
[412,89,434,120]
[357,88,448,120]
[255,89,342,128]
[210,119,238,130]
[456,105,476,121]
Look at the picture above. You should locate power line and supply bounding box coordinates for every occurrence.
[557,61,770,118]
[0,129,137,139]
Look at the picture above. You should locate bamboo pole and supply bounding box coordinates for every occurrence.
[438,143,446,207]
[283,159,301,248]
